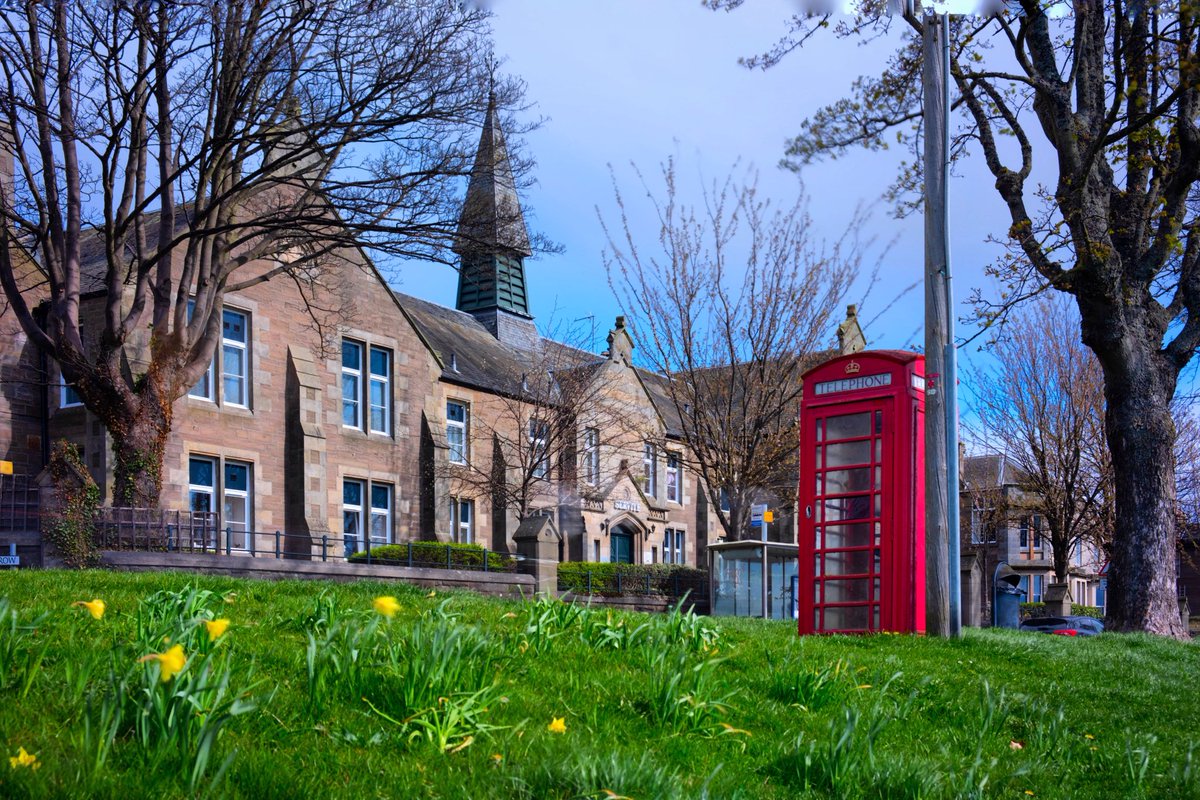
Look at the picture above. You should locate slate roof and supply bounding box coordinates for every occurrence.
[395,292,607,396]
[962,453,1029,490]
[395,291,688,438]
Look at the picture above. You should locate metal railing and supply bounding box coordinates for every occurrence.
[93,507,218,551]
[90,509,517,573]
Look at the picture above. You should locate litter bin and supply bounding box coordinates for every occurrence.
[992,563,1023,629]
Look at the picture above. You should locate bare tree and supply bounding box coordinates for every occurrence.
[603,161,861,540]
[968,296,1112,584]
[0,0,521,505]
[709,1,1200,635]
[442,326,650,526]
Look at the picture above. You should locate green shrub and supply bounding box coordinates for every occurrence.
[348,542,514,571]
[557,562,706,596]
[1071,604,1103,618]
[1019,601,1046,619]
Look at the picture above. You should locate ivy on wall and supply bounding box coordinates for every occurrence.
[44,440,101,568]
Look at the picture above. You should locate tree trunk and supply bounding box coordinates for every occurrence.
[106,382,173,509]
[1092,325,1186,637]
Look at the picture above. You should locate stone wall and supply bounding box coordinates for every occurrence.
[99,550,534,598]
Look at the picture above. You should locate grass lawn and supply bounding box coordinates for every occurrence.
[0,570,1197,799]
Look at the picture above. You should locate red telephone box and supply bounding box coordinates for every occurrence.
[797,350,925,635]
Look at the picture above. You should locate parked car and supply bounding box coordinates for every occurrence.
[1019,616,1105,637]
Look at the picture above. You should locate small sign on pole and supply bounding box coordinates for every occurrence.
[0,460,12,476]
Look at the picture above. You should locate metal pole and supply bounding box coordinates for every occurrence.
[941,11,962,638]
[923,11,953,637]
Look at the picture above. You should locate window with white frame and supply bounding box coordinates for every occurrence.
[369,483,392,545]
[666,452,681,503]
[643,442,657,497]
[368,348,391,434]
[343,478,392,549]
[59,375,82,408]
[187,303,250,407]
[343,478,364,546]
[450,497,474,544]
[221,309,249,407]
[188,455,251,550]
[719,487,730,513]
[342,339,392,434]
[223,460,251,550]
[187,300,213,401]
[342,341,363,428]
[447,401,469,464]
[664,528,684,564]
[582,427,600,485]
[530,418,550,479]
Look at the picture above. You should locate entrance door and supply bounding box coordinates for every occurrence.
[808,403,886,632]
[611,531,634,564]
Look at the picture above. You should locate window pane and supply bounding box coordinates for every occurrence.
[223,309,246,343]
[190,363,214,399]
[343,480,362,506]
[224,496,247,530]
[823,495,872,522]
[447,401,465,423]
[371,484,390,511]
[190,458,214,487]
[824,467,872,495]
[190,491,212,514]
[223,345,245,404]
[342,375,359,426]
[823,550,872,576]
[225,462,248,492]
[823,523,873,549]
[342,341,361,369]
[370,348,389,377]
[825,413,871,440]
[823,605,870,630]
[823,578,872,603]
[825,440,871,467]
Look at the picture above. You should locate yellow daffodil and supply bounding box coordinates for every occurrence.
[8,746,38,770]
[373,595,401,618]
[547,717,566,734]
[139,643,187,682]
[204,618,230,641]
[73,598,105,620]
[1084,733,1095,740]
[491,753,504,763]
[426,590,437,598]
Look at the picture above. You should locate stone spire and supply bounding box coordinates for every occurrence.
[455,90,534,324]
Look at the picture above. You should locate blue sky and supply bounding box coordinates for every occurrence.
[396,1,1037,394]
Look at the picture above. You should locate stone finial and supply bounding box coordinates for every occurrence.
[606,316,634,364]
[837,303,866,355]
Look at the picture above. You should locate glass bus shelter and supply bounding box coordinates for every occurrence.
[708,540,798,620]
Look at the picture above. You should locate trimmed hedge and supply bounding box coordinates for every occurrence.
[557,561,707,596]
[1019,601,1105,619]
[347,542,514,571]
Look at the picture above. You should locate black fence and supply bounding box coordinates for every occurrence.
[89,507,516,573]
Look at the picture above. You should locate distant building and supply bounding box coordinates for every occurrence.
[959,453,1106,625]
